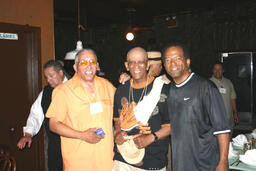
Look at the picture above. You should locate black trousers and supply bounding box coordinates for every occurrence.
[48,141,63,171]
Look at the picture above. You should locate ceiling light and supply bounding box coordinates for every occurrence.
[126,32,134,41]
[64,41,83,60]
[64,0,84,60]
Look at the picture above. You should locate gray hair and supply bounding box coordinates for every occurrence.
[43,60,64,72]
[43,60,71,79]
[75,48,98,64]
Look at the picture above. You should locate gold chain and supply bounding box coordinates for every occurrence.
[128,76,148,104]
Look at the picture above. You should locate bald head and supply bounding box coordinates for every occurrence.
[125,47,149,84]
[126,47,148,61]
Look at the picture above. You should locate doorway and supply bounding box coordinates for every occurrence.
[0,22,44,171]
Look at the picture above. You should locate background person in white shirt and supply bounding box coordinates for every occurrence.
[17,60,68,171]
[210,62,239,137]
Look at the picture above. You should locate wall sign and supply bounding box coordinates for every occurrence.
[0,32,18,40]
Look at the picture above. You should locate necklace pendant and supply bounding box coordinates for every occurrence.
[131,101,137,106]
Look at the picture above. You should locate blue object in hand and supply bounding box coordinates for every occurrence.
[95,128,105,136]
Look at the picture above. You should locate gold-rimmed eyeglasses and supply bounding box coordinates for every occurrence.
[78,59,97,66]
[127,60,147,67]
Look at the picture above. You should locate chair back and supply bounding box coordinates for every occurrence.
[0,145,16,171]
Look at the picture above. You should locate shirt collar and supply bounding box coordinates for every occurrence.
[70,73,99,90]
[211,76,223,83]
[175,72,194,87]
[63,76,68,83]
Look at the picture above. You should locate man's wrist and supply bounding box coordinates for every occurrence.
[152,132,158,142]
[24,133,32,138]
[218,160,228,165]
[114,130,122,137]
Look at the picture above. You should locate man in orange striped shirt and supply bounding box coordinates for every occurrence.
[46,49,115,171]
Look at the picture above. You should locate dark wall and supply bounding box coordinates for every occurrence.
[54,0,256,86]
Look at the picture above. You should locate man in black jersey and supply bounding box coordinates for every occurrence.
[163,44,230,171]
[113,47,170,171]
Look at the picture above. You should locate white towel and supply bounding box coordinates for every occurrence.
[133,76,166,125]
[232,134,248,147]
[228,142,238,158]
[239,149,256,167]
[251,129,256,139]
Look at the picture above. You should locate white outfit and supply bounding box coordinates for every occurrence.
[23,77,68,136]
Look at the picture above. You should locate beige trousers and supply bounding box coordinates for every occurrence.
[112,160,166,171]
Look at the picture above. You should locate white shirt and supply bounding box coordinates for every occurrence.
[23,77,68,136]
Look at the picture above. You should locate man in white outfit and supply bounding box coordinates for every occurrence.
[17,60,68,171]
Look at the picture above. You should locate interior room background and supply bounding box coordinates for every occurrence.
[54,0,256,86]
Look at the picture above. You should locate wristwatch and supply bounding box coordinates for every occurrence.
[152,132,158,142]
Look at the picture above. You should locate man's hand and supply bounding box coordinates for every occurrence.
[234,112,239,124]
[161,74,171,84]
[215,161,228,171]
[119,72,130,84]
[115,131,127,145]
[17,133,32,149]
[79,128,104,144]
[133,134,154,149]
[231,99,238,125]
[138,122,151,134]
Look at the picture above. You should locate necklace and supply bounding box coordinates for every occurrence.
[83,79,97,101]
[129,77,148,104]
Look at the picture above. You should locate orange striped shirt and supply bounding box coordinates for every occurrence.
[46,74,116,171]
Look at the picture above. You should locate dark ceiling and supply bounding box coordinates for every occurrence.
[54,0,237,27]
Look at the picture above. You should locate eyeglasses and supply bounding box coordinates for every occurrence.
[78,59,97,66]
[127,60,147,67]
